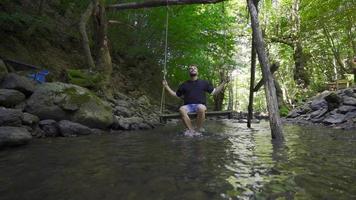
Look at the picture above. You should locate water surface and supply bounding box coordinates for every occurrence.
[1,120,356,199]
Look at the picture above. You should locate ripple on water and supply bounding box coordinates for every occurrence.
[0,120,356,199]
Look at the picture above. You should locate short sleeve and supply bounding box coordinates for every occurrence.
[205,81,214,94]
[176,83,185,97]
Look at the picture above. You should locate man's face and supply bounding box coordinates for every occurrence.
[188,65,198,77]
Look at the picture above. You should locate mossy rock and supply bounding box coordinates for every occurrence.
[25,82,113,129]
[66,69,104,89]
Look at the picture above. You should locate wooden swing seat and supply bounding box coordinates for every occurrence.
[159,110,233,123]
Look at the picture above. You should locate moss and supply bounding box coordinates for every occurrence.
[63,87,91,105]
[67,69,104,89]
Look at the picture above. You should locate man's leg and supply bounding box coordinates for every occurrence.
[179,106,194,130]
[196,104,207,130]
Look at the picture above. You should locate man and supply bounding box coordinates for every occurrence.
[162,65,228,135]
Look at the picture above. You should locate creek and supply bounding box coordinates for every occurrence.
[1,120,355,199]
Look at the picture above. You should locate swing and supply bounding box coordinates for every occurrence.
[159,1,233,123]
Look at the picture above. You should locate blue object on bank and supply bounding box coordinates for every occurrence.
[29,69,49,83]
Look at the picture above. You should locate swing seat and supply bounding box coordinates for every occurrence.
[159,110,233,123]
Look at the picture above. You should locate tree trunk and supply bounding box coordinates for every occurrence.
[79,2,96,71]
[322,25,347,76]
[247,0,284,140]
[214,70,226,111]
[227,83,233,111]
[291,0,308,87]
[247,36,257,128]
[293,42,308,86]
[92,0,113,96]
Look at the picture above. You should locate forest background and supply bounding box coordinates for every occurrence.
[0,0,355,114]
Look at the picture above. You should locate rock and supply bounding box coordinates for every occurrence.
[137,95,151,106]
[287,110,301,118]
[25,82,113,129]
[324,92,341,110]
[1,73,36,96]
[343,88,355,97]
[338,105,356,114]
[22,112,40,126]
[0,59,8,81]
[0,107,23,126]
[112,116,145,130]
[0,126,32,147]
[310,99,327,111]
[0,89,26,107]
[58,120,92,137]
[323,114,346,124]
[39,119,59,137]
[114,105,133,117]
[115,99,131,107]
[14,101,27,111]
[345,112,356,121]
[310,108,328,119]
[343,96,356,106]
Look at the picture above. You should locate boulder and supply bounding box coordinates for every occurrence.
[0,107,23,126]
[0,126,32,147]
[22,112,40,126]
[58,120,92,137]
[25,82,113,129]
[39,119,60,137]
[323,114,346,124]
[114,105,133,117]
[324,92,341,110]
[112,116,147,130]
[310,108,328,119]
[338,105,356,114]
[0,89,26,107]
[1,73,36,96]
[310,99,327,111]
[343,96,356,106]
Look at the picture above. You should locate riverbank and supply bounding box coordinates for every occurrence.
[285,87,356,130]
[0,71,162,148]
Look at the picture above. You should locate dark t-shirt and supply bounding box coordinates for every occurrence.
[176,79,214,105]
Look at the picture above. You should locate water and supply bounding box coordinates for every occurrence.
[1,120,356,200]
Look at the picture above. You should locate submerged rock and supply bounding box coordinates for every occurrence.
[58,120,92,137]
[0,126,32,148]
[39,119,60,137]
[25,82,113,129]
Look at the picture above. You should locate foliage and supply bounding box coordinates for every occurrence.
[279,105,290,117]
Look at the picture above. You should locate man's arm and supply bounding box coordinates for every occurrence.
[162,80,181,99]
[211,78,230,96]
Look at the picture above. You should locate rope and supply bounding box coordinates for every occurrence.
[160,0,169,114]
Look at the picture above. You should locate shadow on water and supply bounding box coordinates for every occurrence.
[0,120,356,199]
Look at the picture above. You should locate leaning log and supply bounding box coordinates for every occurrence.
[247,0,284,140]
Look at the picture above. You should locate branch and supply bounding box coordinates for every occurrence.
[107,0,225,10]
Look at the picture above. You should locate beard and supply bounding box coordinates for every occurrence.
[189,72,197,77]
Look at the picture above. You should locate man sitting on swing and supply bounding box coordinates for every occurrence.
[162,65,229,135]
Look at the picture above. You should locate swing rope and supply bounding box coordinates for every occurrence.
[160,0,169,114]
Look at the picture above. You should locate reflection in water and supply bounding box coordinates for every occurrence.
[0,120,356,199]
